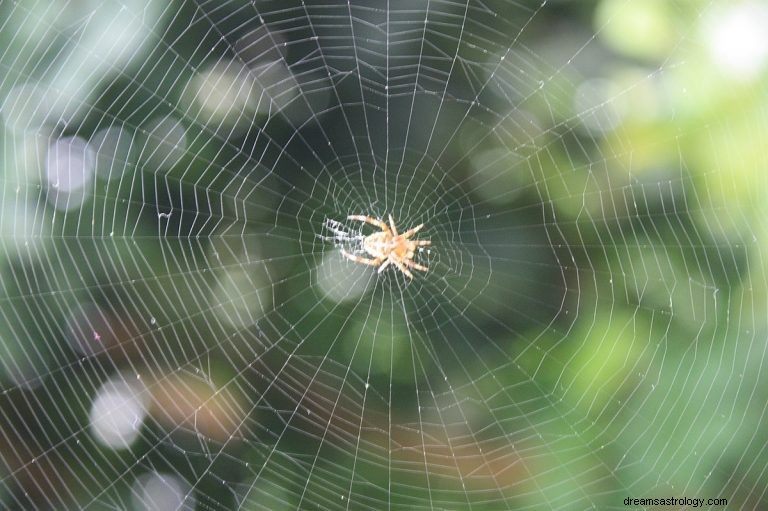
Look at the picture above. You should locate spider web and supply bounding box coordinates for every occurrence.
[1,0,767,509]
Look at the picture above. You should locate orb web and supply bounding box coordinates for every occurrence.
[0,0,766,510]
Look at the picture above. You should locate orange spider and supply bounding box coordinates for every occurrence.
[340,214,431,279]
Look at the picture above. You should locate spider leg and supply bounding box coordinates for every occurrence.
[392,259,414,279]
[347,215,390,233]
[377,258,392,273]
[413,240,431,246]
[402,259,428,272]
[401,223,424,239]
[388,214,399,236]
[340,249,383,267]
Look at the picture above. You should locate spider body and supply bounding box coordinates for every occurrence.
[340,214,431,279]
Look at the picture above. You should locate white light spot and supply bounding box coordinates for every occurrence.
[46,136,95,211]
[187,60,263,137]
[131,472,195,511]
[212,266,270,329]
[706,2,768,79]
[89,376,148,450]
[317,249,374,303]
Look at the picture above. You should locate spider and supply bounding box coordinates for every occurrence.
[339,214,431,279]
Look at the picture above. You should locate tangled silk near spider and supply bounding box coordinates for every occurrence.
[333,214,431,280]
